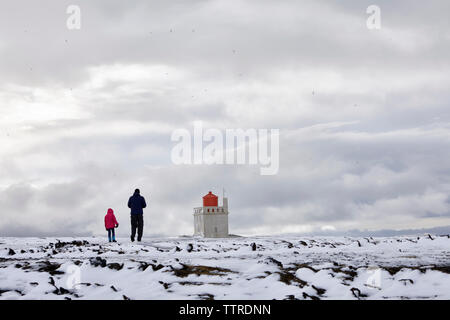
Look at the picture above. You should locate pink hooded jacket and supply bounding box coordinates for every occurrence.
[104,208,119,229]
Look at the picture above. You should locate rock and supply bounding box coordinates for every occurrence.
[276,269,307,287]
[171,264,235,278]
[266,257,283,268]
[123,294,131,300]
[8,248,16,255]
[107,263,124,271]
[399,279,414,285]
[55,240,89,249]
[302,292,320,300]
[89,257,107,268]
[139,262,150,271]
[198,293,214,300]
[186,243,193,252]
[152,264,164,271]
[74,240,89,246]
[59,287,70,295]
[38,261,64,275]
[54,241,66,249]
[350,287,367,299]
[299,241,307,246]
[111,285,118,292]
[312,285,326,296]
[139,262,164,271]
[251,242,257,251]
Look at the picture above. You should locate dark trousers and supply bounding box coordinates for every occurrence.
[131,214,144,241]
[107,228,115,241]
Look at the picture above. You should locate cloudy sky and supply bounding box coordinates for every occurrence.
[0,0,449,237]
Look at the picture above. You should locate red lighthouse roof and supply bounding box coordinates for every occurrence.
[203,191,218,207]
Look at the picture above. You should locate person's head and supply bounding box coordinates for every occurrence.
[134,188,140,195]
[107,208,114,214]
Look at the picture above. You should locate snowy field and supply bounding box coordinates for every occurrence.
[0,235,449,300]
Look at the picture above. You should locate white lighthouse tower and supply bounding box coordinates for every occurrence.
[193,191,229,238]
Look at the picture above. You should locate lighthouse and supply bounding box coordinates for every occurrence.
[193,191,229,238]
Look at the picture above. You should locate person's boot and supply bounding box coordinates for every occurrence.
[131,236,135,242]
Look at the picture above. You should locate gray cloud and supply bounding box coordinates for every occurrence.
[0,0,449,237]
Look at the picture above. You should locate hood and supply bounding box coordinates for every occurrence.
[107,208,114,215]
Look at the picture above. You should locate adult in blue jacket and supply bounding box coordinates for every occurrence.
[128,188,147,242]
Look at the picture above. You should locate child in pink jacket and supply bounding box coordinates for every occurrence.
[104,208,119,242]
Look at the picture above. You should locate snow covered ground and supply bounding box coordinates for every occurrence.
[0,235,449,300]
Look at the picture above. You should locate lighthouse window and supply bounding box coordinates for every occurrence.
[207,209,209,212]
[212,209,214,212]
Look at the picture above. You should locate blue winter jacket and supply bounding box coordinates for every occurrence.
[128,192,147,215]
